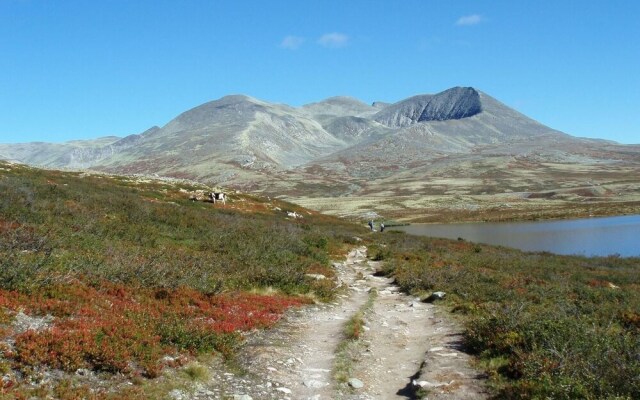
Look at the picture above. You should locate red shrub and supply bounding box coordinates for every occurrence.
[5,281,307,377]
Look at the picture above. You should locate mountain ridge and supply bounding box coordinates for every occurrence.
[2,86,639,220]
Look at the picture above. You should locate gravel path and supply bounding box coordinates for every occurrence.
[171,246,487,399]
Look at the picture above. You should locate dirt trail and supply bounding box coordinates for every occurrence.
[226,246,487,400]
[348,259,487,399]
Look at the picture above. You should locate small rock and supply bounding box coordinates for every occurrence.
[413,379,455,388]
[305,274,326,280]
[276,387,292,394]
[233,395,253,400]
[348,378,364,389]
[424,291,446,303]
[304,379,328,388]
[168,389,187,400]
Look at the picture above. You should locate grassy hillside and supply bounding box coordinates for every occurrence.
[1,160,638,399]
[373,233,640,399]
[0,161,362,398]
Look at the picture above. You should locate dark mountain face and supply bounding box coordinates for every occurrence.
[373,87,483,127]
[416,87,482,122]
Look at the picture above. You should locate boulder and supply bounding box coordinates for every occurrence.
[424,291,446,303]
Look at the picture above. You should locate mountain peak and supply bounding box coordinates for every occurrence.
[301,96,374,118]
[206,94,266,107]
[373,86,482,128]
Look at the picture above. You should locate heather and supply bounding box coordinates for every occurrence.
[0,162,360,397]
[375,232,640,399]
[2,161,640,398]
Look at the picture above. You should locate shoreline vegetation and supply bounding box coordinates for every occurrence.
[370,234,640,399]
[1,161,639,399]
[395,200,640,225]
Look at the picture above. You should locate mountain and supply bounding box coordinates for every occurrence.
[92,95,347,183]
[2,87,639,220]
[373,87,483,127]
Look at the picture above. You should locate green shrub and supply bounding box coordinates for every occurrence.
[374,232,640,399]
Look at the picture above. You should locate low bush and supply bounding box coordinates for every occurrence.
[2,281,309,378]
[0,162,364,396]
[375,233,640,399]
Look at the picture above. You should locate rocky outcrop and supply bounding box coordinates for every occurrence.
[373,87,482,128]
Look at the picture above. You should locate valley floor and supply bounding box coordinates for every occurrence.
[291,193,640,223]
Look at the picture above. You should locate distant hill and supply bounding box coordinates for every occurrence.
[2,87,639,220]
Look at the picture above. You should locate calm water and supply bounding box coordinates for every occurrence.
[392,215,640,257]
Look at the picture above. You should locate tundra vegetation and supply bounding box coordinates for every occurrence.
[372,233,640,399]
[0,160,638,399]
[0,162,359,398]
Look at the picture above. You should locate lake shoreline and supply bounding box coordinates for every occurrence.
[391,214,640,258]
[396,212,640,225]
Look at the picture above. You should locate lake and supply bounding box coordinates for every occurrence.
[391,215,640,257]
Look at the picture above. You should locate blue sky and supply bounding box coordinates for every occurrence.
[1,1,639,144]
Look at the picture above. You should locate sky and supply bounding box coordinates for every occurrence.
[1,1,639,144]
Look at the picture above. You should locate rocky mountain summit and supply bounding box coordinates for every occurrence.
[2,86,639,220]
[373,86,483,127]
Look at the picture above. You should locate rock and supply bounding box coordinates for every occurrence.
[168,389,187,400]
[187,190,209,201]
[305,273,327,280]
[13,311,53,334]
[374,87,482,128]
[233,395,253,400]
[304,379,328,388]
[75,368,91,376]
[275,387,292,394]
[424,291,446,303]
[413,379,454,388]
[348,378,364,389]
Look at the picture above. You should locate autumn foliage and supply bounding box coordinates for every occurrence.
[0,281,309,379]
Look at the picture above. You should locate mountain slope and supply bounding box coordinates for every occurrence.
[94,95,350,183]
[1,86,639,220]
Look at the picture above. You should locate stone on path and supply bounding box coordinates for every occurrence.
[348,378,365,389]
[304,379,328,388]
